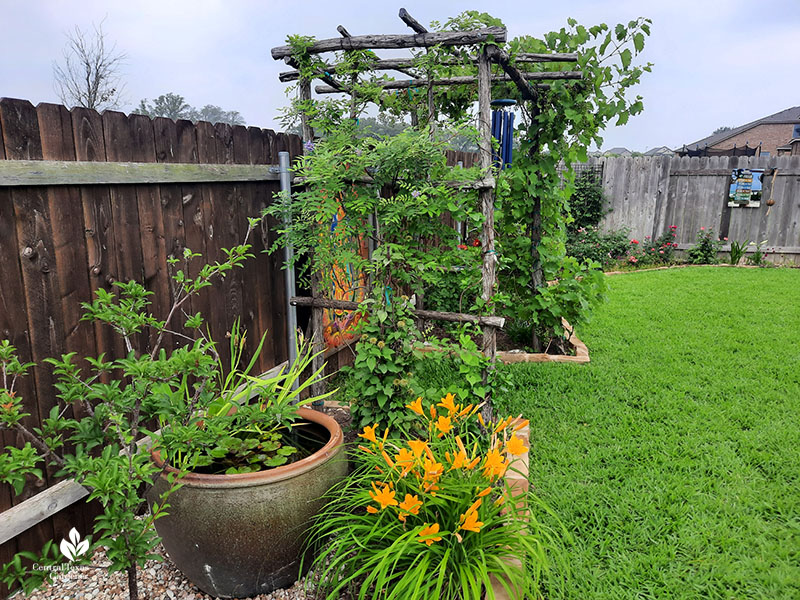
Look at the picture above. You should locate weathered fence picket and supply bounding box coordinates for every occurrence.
[592,154,800,261]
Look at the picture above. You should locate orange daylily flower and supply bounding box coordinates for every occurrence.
[358,445,374,455]
[465,456,481,470]
[407,439,428,459]
[494,495,506,507]
[458,404,474,418]
[422,457,444,482]
[435,415,452,435]
[430,405,437,419]
[460,509,484,533]
[381,449,395,468]
[465,498,483,515]
[437,393,458,415]
[505,434,528,456]
[477,486,493,498]
[448,450,467,470]
[369,482,398,510]
[366,506,379,514]
[399,493,422,516]
[406,397,424,416]
[494,416,512,434]
[417,523,442,546]
[359,424,378,444]
[482,447,507,480]
[395,448,415,467]
[513,418,530,432]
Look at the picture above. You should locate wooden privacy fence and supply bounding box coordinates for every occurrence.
[0,97,480,589]
[592,155,800,262]
[0,97,304,591]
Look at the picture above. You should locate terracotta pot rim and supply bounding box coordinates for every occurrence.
[152,407,344,488]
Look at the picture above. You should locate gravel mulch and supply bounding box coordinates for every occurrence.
[20,545,316,600]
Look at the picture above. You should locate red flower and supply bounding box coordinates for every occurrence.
[669,225,677,230]
[631,239,639,244]
[457,244,468,250]
[700,227,705,231]
[472,239,480,247]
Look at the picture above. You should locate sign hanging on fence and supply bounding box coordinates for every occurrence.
[728,168,763,208]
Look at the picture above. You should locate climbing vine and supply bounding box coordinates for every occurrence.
[273,11,652,410]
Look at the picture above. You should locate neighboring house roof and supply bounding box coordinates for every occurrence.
[681,106,800,150]
[776,138,800,151]
[644,146,675,156]
[603,147,631,156]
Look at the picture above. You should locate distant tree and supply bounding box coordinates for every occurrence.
[193,104,245,126]
[53,21,126,110]
[134,93,193,120]
[713,126,734,135]
[357,115,409,137]
[134,93,245,126]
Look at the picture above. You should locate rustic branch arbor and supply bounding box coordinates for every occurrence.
[270,8,581,406]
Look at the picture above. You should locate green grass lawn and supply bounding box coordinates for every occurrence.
[492,267,800,599]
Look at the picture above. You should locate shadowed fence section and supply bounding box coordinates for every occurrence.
[0,97,304,591]
[0,98,479,593]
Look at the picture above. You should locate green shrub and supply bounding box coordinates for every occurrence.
[625,225,679,267]
[341,292,489,433]
[745,240,772,266]
[567,226,630,268]
[567,171,606,233]
[686,227,723,264]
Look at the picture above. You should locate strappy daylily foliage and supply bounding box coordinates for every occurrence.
[306,396,567,600]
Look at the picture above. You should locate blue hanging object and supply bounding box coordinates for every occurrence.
[490,99,516,170]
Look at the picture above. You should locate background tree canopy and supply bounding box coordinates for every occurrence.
[134,92,245,125]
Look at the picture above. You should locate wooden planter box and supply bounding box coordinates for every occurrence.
[417,318,590,365]
[497,318,589,365]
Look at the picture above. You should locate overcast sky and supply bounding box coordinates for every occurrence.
[2,0,799,152]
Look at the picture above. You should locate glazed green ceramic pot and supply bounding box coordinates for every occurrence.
[150,408,346,598]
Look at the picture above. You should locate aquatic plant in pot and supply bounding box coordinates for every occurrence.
[148,324,347,598]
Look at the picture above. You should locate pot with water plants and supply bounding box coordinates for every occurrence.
[149,329,348,598]
[151,407,346,598]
